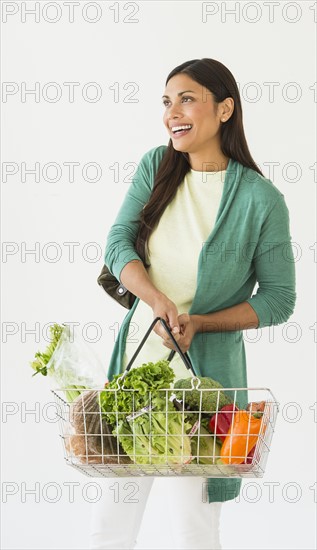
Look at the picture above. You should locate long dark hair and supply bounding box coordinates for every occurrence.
[136,58,264,268]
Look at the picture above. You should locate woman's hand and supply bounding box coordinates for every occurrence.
[151,294,181,342]
[161,313,198,354]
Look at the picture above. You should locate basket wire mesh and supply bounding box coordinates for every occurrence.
[52,317,279,478]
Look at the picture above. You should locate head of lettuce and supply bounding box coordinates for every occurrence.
[99,360,193,465]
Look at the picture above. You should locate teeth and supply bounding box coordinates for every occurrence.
[172,124,192,132]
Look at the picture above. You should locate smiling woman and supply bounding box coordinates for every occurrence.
[95,58,296,550]
[161,75,234,171]
[162,90,196,137]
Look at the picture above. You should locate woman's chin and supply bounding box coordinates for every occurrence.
[171,140,190,152]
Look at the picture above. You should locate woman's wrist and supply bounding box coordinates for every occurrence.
[148,290,166,310]
[190,314,202,334]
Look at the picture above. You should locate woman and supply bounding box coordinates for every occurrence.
[90,59,296,549]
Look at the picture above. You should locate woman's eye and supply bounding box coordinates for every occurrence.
[162,97,192,107]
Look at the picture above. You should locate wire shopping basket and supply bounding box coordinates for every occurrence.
[52,317,279,479]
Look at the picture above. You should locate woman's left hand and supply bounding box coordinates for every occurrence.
[161,313,197,353]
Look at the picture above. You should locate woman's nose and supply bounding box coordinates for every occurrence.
[168,103,183,119]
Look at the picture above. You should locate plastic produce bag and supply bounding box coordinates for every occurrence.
[66,390,131,464]
[30,323,107,401]
[47,325,105,387]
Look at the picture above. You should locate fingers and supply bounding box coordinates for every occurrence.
[154,312,190,342]
[178,312,190,323]
[153,314,180,337]
[152,311,191,354]
[154,323,180,342]
[151,299,181,341]
[167,312,180,335]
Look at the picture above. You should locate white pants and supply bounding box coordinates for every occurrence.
[89,477,222,550]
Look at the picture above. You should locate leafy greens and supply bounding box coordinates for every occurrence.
[100,360,192,465]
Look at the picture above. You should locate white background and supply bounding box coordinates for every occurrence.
[1,1,316,549]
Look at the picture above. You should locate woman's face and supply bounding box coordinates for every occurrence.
[162,73,228,155]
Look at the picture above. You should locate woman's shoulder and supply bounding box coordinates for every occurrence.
[239,163,285,207]
[136,145,167,183]
[140,144,167,165]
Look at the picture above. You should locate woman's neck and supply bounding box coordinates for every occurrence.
[188,153,230,172]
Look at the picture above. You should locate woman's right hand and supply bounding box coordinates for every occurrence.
[151,293,181,344]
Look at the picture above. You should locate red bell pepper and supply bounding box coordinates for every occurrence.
[243,444,255,464]
[209,403,239,442]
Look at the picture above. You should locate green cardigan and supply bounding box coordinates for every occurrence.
[104,145,296,503]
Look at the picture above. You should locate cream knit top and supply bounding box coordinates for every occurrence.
[122,168,226,379]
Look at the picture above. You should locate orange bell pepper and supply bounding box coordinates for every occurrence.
[220,405,266,465]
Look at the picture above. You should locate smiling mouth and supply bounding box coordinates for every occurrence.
[171,124,193,137]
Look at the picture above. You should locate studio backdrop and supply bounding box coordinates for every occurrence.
[1,2,316,549]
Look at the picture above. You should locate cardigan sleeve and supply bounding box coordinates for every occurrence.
[104,149,153,283]
[246,195,296,328]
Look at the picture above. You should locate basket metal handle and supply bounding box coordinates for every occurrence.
[122,316,196,377]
